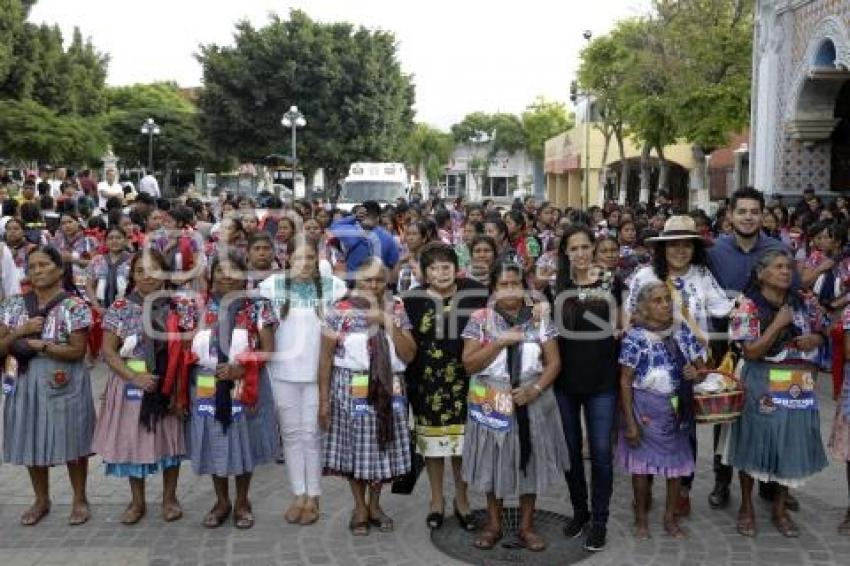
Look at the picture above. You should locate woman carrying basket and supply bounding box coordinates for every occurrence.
[725,249,828,538]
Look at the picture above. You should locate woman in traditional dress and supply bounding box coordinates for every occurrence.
[726,249,828,538]
[468,235,498,287]
[85,226,133,315]
[92,250,185,524]
[829,303,850,535]
[274,216,298,270]
[185,253,278,529]
[150,205,205,292]
[403,242,487,530]
[0,246,95,526]
[461,260,567,551]
[261,238,346,526]
[619,281,708,540]
[319,257,416,536]
[51,212,98,299]
[3,217,38,294]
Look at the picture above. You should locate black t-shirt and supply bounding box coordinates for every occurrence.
[555,275,624,396]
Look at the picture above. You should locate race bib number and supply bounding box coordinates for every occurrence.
[2,375,15,396]
[124,383,144,401]
[468,378,513,432]
[195,373,216,417]
[769,368,816,410]
[392,375,405,413]
[351,373,370,416]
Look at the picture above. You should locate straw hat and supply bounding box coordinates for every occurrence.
[645,215,706,243]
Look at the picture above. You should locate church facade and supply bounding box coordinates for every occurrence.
[750,0,850,197]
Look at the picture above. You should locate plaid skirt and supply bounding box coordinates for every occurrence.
[322,367,411,483]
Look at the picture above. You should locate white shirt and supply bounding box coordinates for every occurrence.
[0,243,21,299]
[259,273,347,382]
[97,180,124,209]
[139,174,160,198]
[626,264,733,335]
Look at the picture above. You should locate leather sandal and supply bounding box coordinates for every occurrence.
[120,503,146,525]
[234,504,254,529]
[473,527,503,550]
[772,513,799,538]
[300,501,320,526]
[68,502,90,526]
[20,502,51,526]
[663,516,687,539]
[203,503,232,528]
[517,529,547,551]
[284,500,304,524]
[736,512,756,537]
[368,508,393,532]
[349,510,370,536]
[162,501,183,522]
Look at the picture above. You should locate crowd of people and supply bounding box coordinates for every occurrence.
[1,165,849,554]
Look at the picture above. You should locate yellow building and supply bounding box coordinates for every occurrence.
[544,110,704,210]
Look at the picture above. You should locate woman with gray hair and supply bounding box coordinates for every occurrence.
[725,249,828,538]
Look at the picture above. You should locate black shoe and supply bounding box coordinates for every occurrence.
[583,523,607,552]
[453,500,476,532]
[563,512,590,538]
[426,511,444,530]
[708,482,730,509]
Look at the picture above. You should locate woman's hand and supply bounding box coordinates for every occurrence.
[682,364,701,382]
[773,305,794,329]
[624,423,641,448]
[318,398,331,431]
[512,384,541,407]
[793,333,823,352]
[497,327,525,348]
[25,339,46,352]
[17,317,45,337]
[131,373,157,392]
[215,363,245,381]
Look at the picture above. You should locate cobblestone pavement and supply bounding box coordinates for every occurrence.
[0,366,849,565]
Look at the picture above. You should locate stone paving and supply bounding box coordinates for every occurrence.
[0,366,849,565]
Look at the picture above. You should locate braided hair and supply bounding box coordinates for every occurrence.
[279,237,325,322]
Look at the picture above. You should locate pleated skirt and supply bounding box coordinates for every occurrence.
[186,368,278,476]
[322,367,411,483]
[3,356,95,466]
[92,373,185,467]
[725,361,827,484]
[462,375,569,499]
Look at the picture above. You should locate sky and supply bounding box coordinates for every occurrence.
[28,0,650,129]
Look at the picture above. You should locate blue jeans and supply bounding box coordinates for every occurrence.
[555,389,616,526]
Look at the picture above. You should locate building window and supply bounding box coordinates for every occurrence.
[443,173,466,197]
[482,176,509,198]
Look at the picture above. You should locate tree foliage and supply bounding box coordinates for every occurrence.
[197,9,415,183]
[401,123,454,185]
[521,97,573,162]
[451,112,526,156]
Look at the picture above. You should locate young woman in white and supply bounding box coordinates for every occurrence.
[259,238,346,525]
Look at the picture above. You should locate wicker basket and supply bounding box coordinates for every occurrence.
[694,371,744,425]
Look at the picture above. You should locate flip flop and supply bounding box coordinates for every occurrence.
[20,503,51,527]
[203,503,232,528]
[663,517,687,539]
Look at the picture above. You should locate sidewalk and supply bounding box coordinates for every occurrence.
[0,366,848,565]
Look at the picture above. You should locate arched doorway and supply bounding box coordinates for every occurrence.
[832,80,850,190]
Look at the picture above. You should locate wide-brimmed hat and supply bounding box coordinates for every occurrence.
[645,215,707,243]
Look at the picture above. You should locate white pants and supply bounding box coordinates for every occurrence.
[271,380,322,497]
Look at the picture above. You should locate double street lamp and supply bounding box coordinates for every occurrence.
[140,117,161,173]
[281,105,307,190]
[570,30,593,209]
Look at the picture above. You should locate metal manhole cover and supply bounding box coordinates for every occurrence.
[430,507,593,565]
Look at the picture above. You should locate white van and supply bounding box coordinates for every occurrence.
[337,162,409,211]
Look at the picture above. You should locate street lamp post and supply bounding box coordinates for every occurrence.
[281,105,307,195]
[571,31,593,210]
[140,117,161,173]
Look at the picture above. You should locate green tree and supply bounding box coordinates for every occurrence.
[0,99,107,163]
[521,96,572,162]
[197,10,415,184]
[451,112,526,155]
[401,123,454,186]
